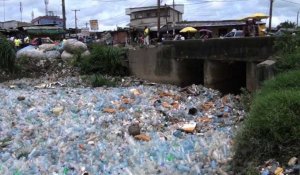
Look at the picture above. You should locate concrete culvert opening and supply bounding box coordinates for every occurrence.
[204,60,246,94]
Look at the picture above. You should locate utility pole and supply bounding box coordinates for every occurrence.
[297,10,299,29]
[72,9,80,34]
[20,2,23,22]
[165,4,168,34]
[157,0,160,39]
[269,0,274,31]
[173,0,175,35]
[62,0,66,32]
[1,0,8,28]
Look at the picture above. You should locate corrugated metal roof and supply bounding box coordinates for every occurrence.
[160,20,266,31]
[126,4,184,15]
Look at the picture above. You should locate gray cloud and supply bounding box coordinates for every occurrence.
[0,0,299,30]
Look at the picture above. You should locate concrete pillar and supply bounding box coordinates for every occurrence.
[204,60,232,90]
[256,60,276,89]
[246,62,257,92]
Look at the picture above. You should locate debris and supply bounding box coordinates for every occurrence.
[52,106,64,115]
[128,124,141,136]
[180,123,197,133]
[288,157,298,166]
[0,78,245,174]
[134,134,151,142]
[17,96,25,101]
[103,108,116,114]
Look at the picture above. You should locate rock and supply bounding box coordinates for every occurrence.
[63,39,87,54]
[134,134,151,142]
[17,96,25,101]
[188,107,198,115]
[128,124,140,136]
[288,157,298,166]
[52,106,64,116]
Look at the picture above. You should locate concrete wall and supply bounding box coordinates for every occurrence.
[163,37,274,61]
[128,46,203,87]
[128,37,274,92]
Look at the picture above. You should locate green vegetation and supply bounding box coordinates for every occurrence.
[78,44,128,76]
[233,89,300,173]
[233,33,300,173]
[0,34,16,72]
[90,74,116,87]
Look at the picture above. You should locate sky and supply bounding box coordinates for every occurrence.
[0,0,299,31]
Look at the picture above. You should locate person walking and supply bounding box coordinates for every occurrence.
[14,37,22,51]
[143,26,150,46]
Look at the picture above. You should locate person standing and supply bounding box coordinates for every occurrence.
[143,26,150,46]
[14,37,22,51]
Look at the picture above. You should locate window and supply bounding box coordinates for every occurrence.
[135,13,143,19]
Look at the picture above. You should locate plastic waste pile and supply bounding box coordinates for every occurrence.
[0,77,245,175]
[16,39,90,61]
[260,158,299,175]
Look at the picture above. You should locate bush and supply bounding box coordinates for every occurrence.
[274,34,300,54]
[273,33,300,73]
[275,48,300,73]
[258,70,300,95]
[90,74,116,87]
[0,34,16,72]
[233,90,300,173]
[79,44,128,76]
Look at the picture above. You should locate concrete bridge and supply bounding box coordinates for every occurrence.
[128,37,275,93]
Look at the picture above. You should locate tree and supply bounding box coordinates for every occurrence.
[277,20,296,29]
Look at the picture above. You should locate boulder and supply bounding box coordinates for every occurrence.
[63,39,87,54]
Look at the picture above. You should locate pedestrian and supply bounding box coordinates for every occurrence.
[143,26,150,46]
[24,36,30,47]
[14,37,22,51]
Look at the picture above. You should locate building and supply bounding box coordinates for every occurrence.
[0,20,31,30]
[160,20,267,37]
[126,4,184,30]
[31,15,64,28]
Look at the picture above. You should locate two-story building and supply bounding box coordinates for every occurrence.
[126,4,184,30]
[31,15,64,28]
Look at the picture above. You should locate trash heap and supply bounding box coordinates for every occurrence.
[260,158,300,175]
[0,77,245,175]
[16,39,89,69]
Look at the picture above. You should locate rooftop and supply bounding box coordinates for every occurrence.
[126,4,184,15]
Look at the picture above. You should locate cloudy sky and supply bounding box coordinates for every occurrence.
[0,0,299,31]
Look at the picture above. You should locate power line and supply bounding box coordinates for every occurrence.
[278,0,300,5]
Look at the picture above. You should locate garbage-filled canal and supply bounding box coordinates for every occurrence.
[0,77,245,175]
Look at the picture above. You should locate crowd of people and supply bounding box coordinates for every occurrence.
[7,35,32,51]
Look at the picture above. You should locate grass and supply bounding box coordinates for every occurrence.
[0,34,16,73]
[79,44,128,76]
[233,71,300,173]
[90,74,117,87]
